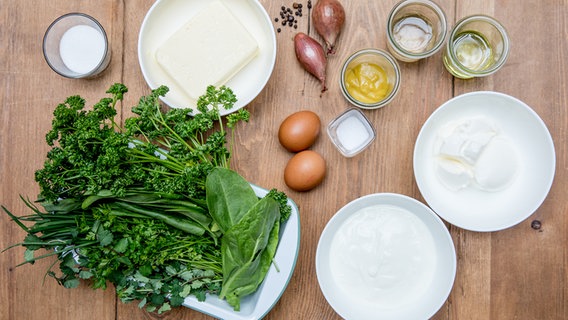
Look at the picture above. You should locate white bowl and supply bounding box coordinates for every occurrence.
[316,193,456,320]
[414,91,556,231]
[138,0,277,115]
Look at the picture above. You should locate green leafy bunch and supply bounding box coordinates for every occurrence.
[35,84,137,201]
[3,83,291,314]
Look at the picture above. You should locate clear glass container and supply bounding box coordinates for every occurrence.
[443,15,509,79]
[386,0,448,62]
[43,13,111,79]
[327,108,376,157]
[340,49,401,110]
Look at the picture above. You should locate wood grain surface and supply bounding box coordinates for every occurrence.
[1,0,566,319]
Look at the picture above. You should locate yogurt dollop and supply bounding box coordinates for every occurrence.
[434,116,518,191]
[329,205,436,307]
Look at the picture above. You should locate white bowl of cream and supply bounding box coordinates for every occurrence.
[316,193,456,320]
[414,91,556,232]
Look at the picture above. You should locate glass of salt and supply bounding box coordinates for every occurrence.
[43,13,111,78]
[327,108,376,158]
[386,0,447,62]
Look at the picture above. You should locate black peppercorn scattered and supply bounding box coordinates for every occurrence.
[531,220,542,230]
[273,1,309,33]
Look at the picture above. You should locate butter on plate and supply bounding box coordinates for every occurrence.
[155,1,259,100]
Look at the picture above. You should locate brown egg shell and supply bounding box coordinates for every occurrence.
[278,110,321,152]
[284,150,326,192]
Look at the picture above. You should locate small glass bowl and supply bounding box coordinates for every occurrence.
[340,49,401,109]
[327,108,376,157]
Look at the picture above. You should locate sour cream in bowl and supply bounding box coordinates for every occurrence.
[316,193,456,320]
[413,91,556,231]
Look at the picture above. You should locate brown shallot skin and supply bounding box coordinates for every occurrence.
[294,32,328,93]
[312,0,345,55]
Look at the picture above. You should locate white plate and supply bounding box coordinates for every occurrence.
[183,184,300,320]
[316,193,456,320]
[138,0,276,115]
[414,91,556,232]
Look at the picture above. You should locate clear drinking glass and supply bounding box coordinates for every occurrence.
[43,13,111,79]
[443,15,509,79]
[386,0,447,62]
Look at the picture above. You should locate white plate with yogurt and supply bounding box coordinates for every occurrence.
[414,91,556,232]
[316,193,456,320]
[138,0,276,114]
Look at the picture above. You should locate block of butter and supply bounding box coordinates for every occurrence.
[155,1,259,100]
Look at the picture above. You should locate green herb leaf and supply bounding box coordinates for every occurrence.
[219,196,281,310]
[205,167,258,233]
[63,278,80,289]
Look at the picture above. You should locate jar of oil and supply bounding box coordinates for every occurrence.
[443,15,509,79]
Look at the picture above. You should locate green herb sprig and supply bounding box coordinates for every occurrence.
[3,83,291,314]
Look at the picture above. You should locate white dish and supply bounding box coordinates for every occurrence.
[316,193,456,320]
[138,0,276,115]
[414,91,556,232]
[183,184,300,320]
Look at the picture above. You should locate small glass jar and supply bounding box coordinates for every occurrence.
[327,108,376,157]
[442,15,509,79]
[340,49,401,110]
[386,0,448,62]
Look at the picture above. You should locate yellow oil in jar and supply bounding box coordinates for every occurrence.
[344,62,390,104]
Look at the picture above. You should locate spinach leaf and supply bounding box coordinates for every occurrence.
[219,196,280,310]
[205,167,258,233]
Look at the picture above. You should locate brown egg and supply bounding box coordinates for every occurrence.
[284,150,326,191]
[278,110,321,152]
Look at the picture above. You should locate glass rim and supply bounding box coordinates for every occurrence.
[42,12,110,79]
[446,14,510,76]
[386,0,448,59]
[339,48,401,109]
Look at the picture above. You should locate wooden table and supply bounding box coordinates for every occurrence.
[1,0,566,319]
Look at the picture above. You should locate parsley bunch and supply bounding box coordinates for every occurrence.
[3,84,255,313]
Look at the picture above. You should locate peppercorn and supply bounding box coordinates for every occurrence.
[531,220,542,230]
[274,1,310,34]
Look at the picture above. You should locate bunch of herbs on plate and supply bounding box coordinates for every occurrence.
[2,84,291,313]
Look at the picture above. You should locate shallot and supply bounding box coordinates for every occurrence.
[312,0,346,55]
[294,32,327,93]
